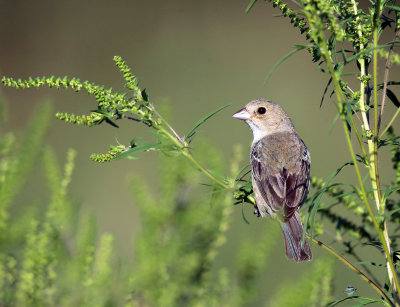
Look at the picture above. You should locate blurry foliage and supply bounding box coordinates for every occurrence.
[0,101,123,306]
[0,100,334,306]
[269,258,335,307]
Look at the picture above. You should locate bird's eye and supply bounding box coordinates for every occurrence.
[257,107,266,114]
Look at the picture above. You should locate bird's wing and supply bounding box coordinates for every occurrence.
[251,134,310,220]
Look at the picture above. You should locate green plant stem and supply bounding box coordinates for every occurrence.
[373,1,382,214]
[157,124,230,189]
[337,54,400,306]
[372,2,399,302]
[352,2,395,295]
[182,150,229,189]
[308,234,394,307]
[352,0,371,135]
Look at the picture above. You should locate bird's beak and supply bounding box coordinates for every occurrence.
[232,108,250,120]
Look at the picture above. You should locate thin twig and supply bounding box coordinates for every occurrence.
[150,103,186,146]
[372,2,400,303]
[308,235,394,307]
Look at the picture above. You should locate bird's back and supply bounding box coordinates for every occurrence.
[251,131,306,174]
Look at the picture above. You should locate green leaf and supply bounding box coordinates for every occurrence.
[345,44,390,65]
[320,77,333,107]
[241,203,250,224]
[264,45,310,85]
[327,113,340,136]
[386,5,400,12]
[382,185,400,200]
[381,206,400,219]
[236,164,251,181]
[344,102,353,134]
[185,104,231,141]
[245,0,257,13]
[318,188,358,209]
[105,118,119,128]
[141,88,149,101]
[386,88,400,108]
[357,261,386,268]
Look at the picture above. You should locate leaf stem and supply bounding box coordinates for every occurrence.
[182,150,230,189]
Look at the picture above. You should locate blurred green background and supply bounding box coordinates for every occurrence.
[1,0,399,305]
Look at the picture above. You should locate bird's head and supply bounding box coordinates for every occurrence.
[232,99,294,142]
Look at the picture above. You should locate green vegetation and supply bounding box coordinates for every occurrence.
[0,100,333,306]
[2,0,400,305]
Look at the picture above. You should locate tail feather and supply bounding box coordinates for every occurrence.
[280,211,312,262]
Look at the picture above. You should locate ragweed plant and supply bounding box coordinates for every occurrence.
[1,56,229,189]
[3,1,400,305]
[0,102,123,306]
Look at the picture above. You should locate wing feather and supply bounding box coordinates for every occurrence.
[251,132,310,221]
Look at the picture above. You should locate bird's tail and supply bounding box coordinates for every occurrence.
[280,211,312,262]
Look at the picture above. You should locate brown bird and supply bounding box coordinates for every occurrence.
[233,99,312,262]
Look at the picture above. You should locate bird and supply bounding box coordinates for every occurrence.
[233,99,312,262]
